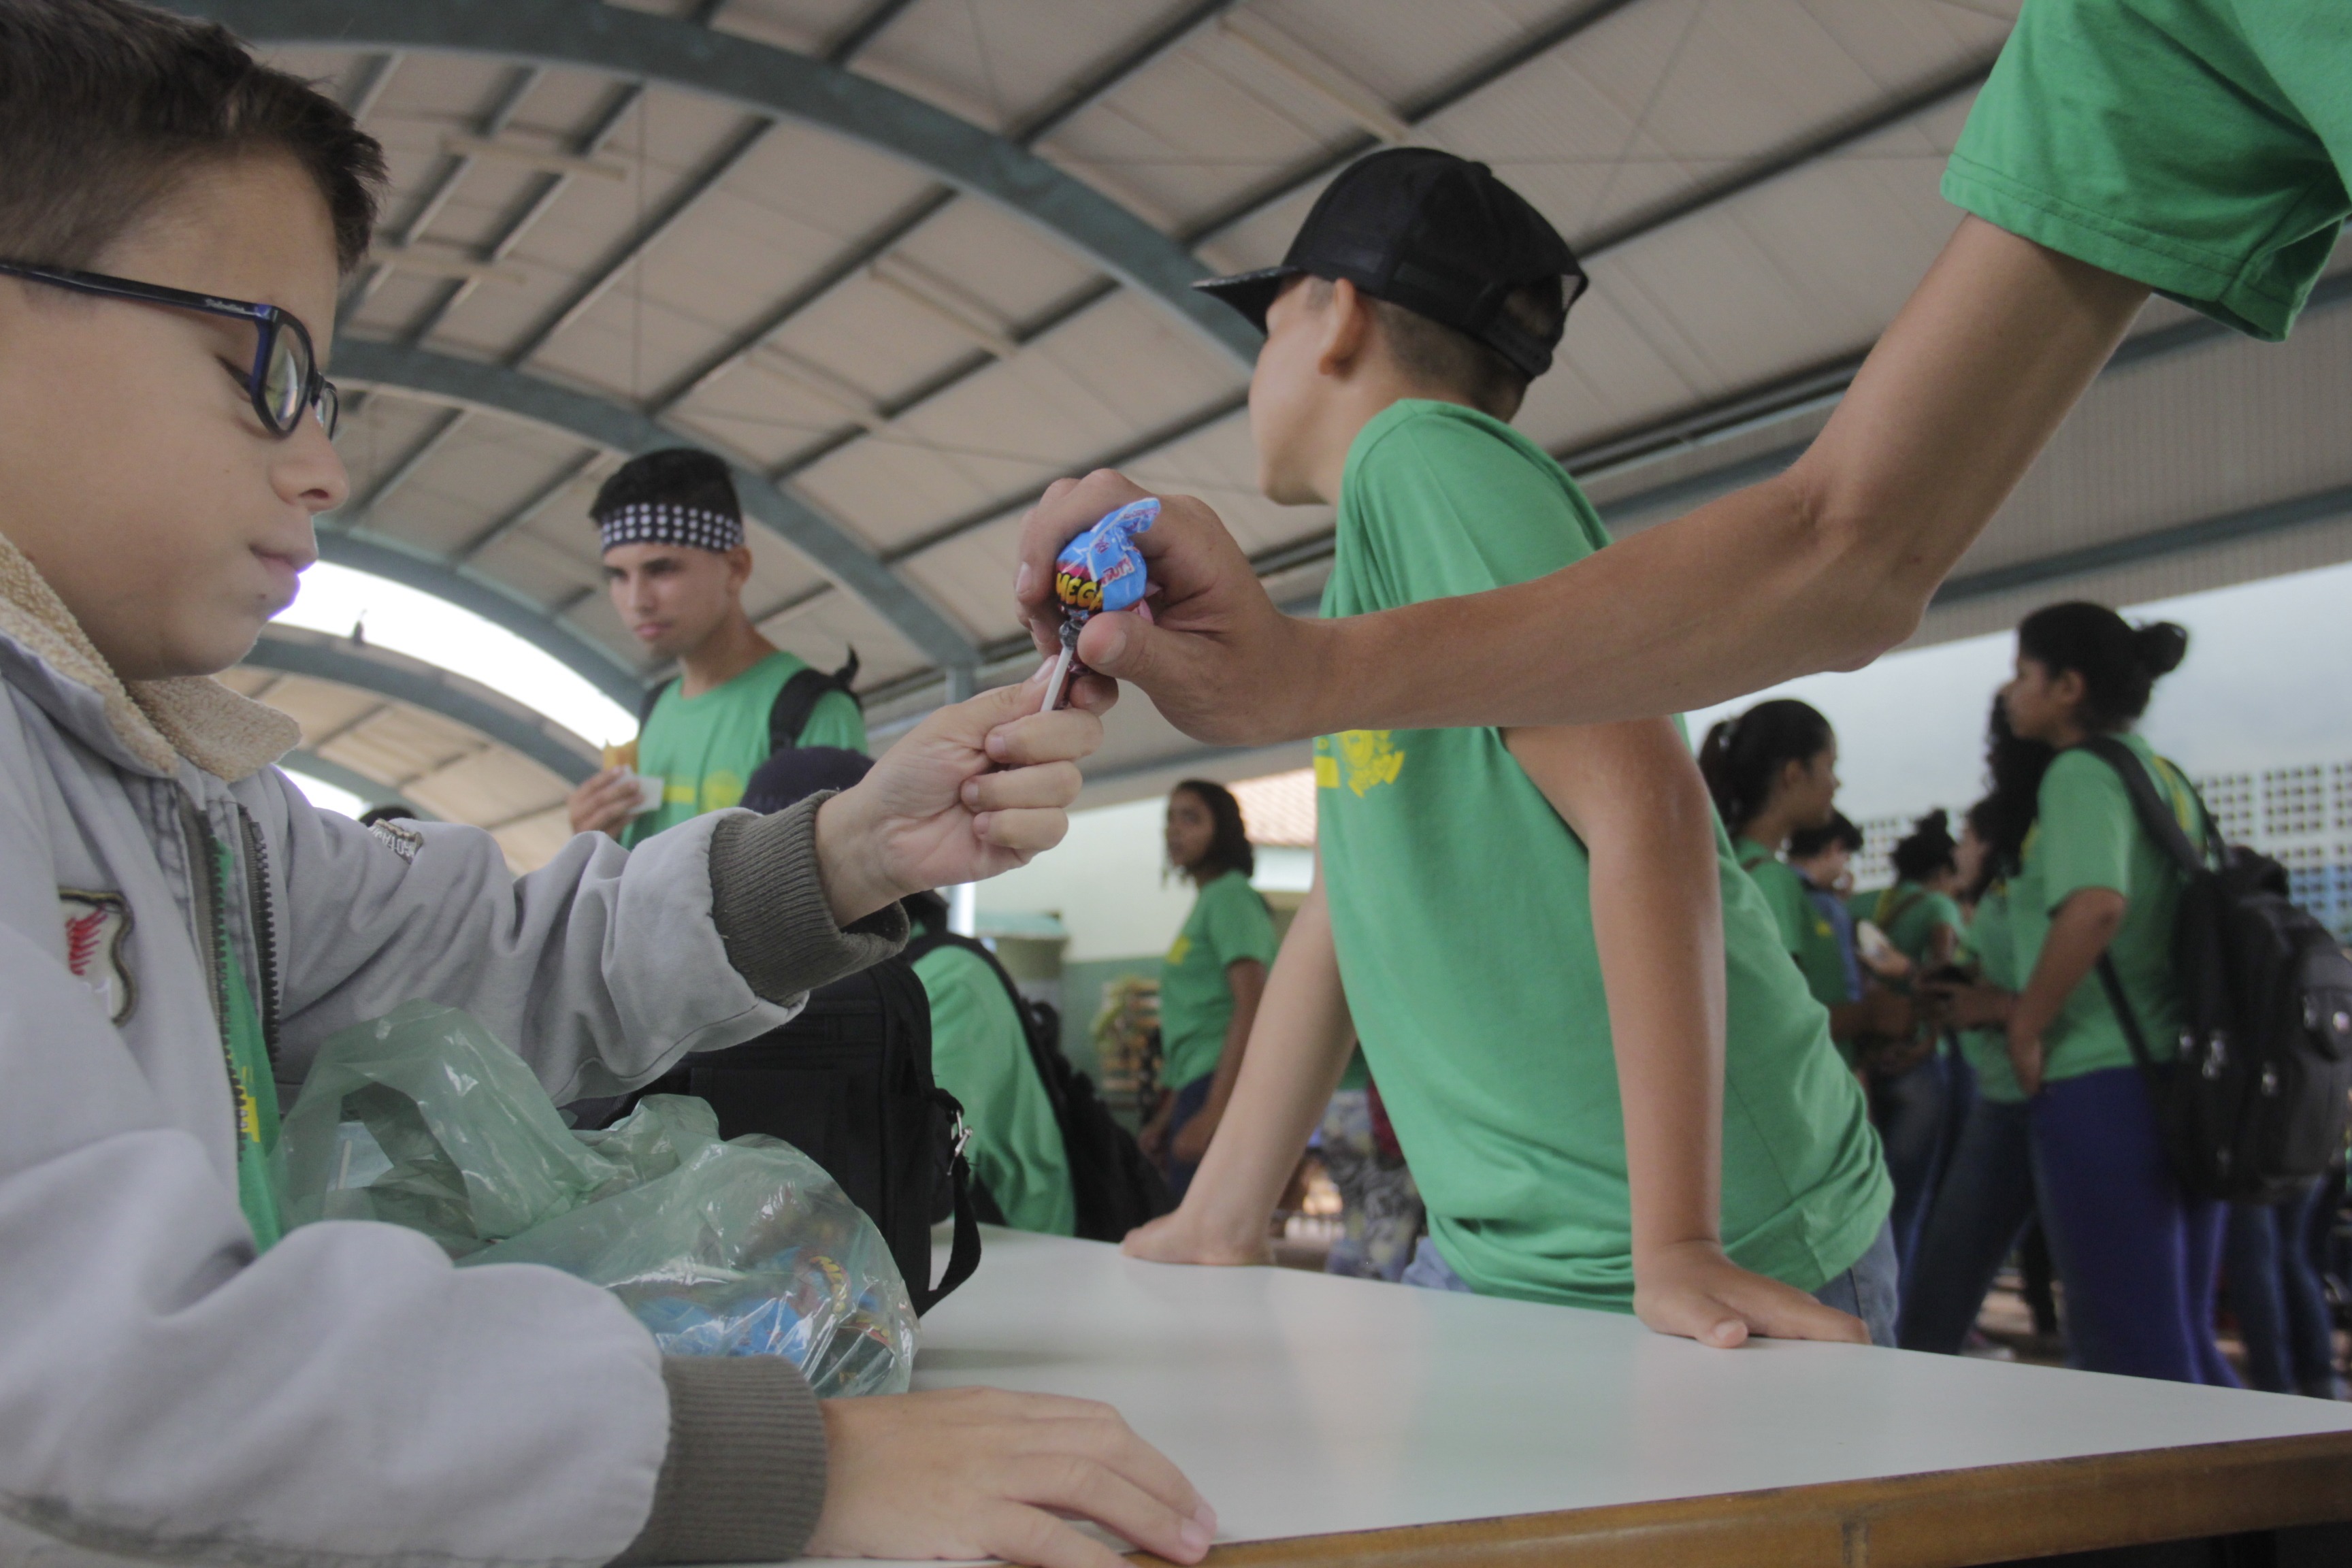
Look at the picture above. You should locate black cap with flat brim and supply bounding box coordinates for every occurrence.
[1194,147,1586,378]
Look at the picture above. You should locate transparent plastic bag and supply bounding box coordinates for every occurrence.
[278,1002,916,1396]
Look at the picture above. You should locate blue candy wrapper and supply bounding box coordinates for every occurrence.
[1043,497,1157,710]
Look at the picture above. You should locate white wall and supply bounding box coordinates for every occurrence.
[978,799,1317,962]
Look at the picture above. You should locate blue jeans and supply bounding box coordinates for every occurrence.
[1899,1095,2037,1354]
[1871,1055,1952,1285]
[2225,1182,2340,1397]
[1403,1221,1901,1348]
[1159,1074,1214,1203]
[2031,1066,2234,1386]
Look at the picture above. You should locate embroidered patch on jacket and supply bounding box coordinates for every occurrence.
[369,818,425,863]
[59,889,135,1024]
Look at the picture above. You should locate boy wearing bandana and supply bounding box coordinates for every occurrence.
[568,448,867,844]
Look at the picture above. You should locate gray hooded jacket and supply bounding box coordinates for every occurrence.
[0,536,905,1566]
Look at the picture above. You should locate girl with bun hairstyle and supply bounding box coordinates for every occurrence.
[1700,701,1909,1064]
[1932,602,2226,1384]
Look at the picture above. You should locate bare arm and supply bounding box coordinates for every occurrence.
[1126,869,1356,1264]
[1017,218,2149,743]
[1507,719,1867,1345]
[2007,887,2127,1096]
[1171,958,1268,1165]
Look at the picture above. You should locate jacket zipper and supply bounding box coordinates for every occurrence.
[236,806,282,1066]
[182,806,236,1113]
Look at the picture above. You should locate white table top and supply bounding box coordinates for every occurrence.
[809,1228,2352,1563]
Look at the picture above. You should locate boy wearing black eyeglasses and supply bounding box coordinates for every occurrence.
[0,4,1210,1567]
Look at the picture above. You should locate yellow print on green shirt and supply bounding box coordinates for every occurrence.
[1317,730,1405,797]
[1166,934,1192,965]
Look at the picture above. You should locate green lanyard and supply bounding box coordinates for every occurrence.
[209,836,284,1250]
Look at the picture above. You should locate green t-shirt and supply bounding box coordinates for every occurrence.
[1946,0,2351,342]
[1156,870,1277,1092]
[2008,733,2202,1083]
[623,651,866,847]
[1851,883,1965,969]
[1315,400,1889,1312]
[909,926,1076,1237]
[1737,843,1854,1015]
[1955,885,2026,1104]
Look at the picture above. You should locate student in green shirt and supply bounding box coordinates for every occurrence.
[1141,781,1275,1200]
[1931,603,2229,1386]
[1904,743,2054,1355]
[1701,702,1907,1062]
[1013,3,2351,792]
[564,448,866,848]
[1854,813,1967,978]
[1126,150,1893,1348]
[905,893,1078,1237]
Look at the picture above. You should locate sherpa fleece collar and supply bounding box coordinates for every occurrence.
[0,530,298,781]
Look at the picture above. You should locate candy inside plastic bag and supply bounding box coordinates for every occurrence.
[279,1003,916,1397]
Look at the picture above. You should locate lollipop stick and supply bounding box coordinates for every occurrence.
[1039,643,1075,715]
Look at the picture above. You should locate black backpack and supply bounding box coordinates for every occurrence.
[2081,735,2352,1203]
[599,957,981,1313]
[905,929,1175,1243]
[636,650,862,751]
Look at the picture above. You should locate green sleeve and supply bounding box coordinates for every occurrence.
[1348,407,1607,602]
[1944,0,2349,342]
[1203,877,1277,970]
[795,688,868,754]
[2034,751,2140,912]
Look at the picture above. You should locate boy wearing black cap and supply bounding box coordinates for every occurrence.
[1126,150,1895,1348]
[568,447,866,845]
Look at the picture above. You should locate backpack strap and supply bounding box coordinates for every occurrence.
[2076,735,2212,878]
[636,676,674,730]
[768,650,862,753]
[1874,886,1926,932]
[905,927,1074,1122]
[2095,953,2170,1109]
[914,1086,984,1315]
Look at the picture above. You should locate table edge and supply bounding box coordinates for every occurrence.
[1143,1428,2352,1567]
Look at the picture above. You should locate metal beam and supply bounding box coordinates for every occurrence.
[244,630,601,785]
[1932,480,2352,610]
[312,530,640,710]
[280,749,442,819]
[648,0,1237,423]
[331,338,979,665]
[180,0,1259,365]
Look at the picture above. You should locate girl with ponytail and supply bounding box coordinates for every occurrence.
[1931,600,2225,1385]
[1701,700,1908,1059]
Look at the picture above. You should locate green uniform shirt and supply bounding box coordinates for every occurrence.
[1956,885,2026,1104]
[1156,870,1277,1092]
[1852,883,1965,970]
[1315,400,1889,1312]
[623,651,866,847]
[909,924,1077,1237]
[1946,0,2351,342]
[2008,733,2202,1083]
[1738,843,1855,1015]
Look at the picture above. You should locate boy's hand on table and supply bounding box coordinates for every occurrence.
[1634,1239,1870,1348]
[808,1387,1215,1568]
[1122,1203,1272,1267]
[1015,470,1336,747]
[815,662,1111,926]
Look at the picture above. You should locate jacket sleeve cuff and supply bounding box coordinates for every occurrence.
[610,1356,830,1565]
[706,793,909,1003]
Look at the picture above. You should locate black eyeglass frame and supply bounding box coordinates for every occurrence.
[0,259,338,438]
